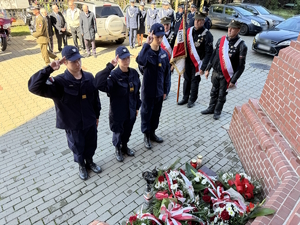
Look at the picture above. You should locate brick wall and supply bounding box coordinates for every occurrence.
[228,34,300,224]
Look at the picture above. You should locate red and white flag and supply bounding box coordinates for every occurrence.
[161,35,172,60]
[170,17,187,75]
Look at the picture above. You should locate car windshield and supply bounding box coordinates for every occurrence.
[254,6,270,15]
[96,6,123,18]
[276,17,300,32]
[235,7,253,16]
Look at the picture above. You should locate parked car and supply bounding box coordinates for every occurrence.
[252,15,300,56]
[75,1,127,44]
[228,3,285,28]
[209,4,268,35]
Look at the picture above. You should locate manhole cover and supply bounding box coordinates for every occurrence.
[249,63,271,70]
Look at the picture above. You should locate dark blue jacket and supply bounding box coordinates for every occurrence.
[94,63,141,133]
[28,66,101,130]
[187,12,195,28]
[136,43,170,100]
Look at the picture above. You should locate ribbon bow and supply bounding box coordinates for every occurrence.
[159,202,204,225]
[229,174,255,200]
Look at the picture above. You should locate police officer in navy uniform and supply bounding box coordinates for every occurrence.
[136,23,171,149]
[158,1,175,29]
[126,0,140,49]
[174,4,184,34]
[94,47,141,162]
[28,46,102,181]
[178,12,213,108]
[202,20,247,119]
[187,4,197,28]
[146,1,159,34]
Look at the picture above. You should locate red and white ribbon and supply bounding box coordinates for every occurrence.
[161,35,172,60]
[179,172,194,201]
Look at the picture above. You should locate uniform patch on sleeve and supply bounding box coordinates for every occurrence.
[46,76,55,85]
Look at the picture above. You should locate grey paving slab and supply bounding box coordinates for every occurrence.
[0,28,273,224]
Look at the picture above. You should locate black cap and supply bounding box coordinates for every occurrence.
[178,4,184,9]
[115,46,131,59]
[61,46,82,61]
[194,12,206,20]
[227,20,241,29]
[150,23,165,36]
[161,16,171,24]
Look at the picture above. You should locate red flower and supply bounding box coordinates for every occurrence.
[249,202,255,209]
[219,203,225,208]
[173,180,178,184]
[202,195,211,203]
[180,168,185,175]
[129,215,137,223]
[158,175,164,182]
[203,188,209,195]
[151,221,156,225]
[246,206,250,213]
[210,215,216,222]
[187,221,192,225]
[221,210,230,220]
[228,180,234,186]
[216,181,223,188]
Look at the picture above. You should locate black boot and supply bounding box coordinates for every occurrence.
[187,101,195,108]
[115,146,124,162]
[121,144,135,156]
[144,133,152,149]
[86,160,102,173]
[177,99,188,105]
[214,101,225,120]
[150,132,163,143]
[201,107,215,114]
[79,163,88,180]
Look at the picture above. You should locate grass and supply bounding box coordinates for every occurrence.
[11,25,30,36]
[269,8,297,19]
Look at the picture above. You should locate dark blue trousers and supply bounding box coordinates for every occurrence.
[141,96,163,134]
[65,124,97,165]
[112,118,136,148]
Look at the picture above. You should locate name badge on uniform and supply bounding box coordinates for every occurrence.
[129,82,134,92]
[158,63,162,67]
[161,54,166,59]
[82,95,87,99]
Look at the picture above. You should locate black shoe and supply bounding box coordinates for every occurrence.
[201,108,215,115]
[86,161,102,173]
[144,134,152,149]
[213,114,221,120]
[115,147,124,162]
[177,99,188,105]
[79,164,88,180]
[122,146,135,156]
[187,101,195,108]
[150,133,163,143]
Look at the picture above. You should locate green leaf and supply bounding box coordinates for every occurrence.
[185,163,198,178]
[249,208,276,218]
[168,158,181,171]
[193,183,206,191]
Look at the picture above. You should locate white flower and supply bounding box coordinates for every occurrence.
[228,210,235,217]
[169,170,179,179]
[220,221,224,225]
[194,176,200,182]
[240,173,251,181]
[141,223,147,225]
[222,173,233,182]
[171,183,178,190]
[201,179,207,185]
[214,216,218,223]
[233,206,238,212]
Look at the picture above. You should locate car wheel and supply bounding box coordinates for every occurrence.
[115,38,125,44]
[105,15,123,36]
[239,24,249,36]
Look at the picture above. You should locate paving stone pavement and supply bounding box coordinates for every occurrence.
[0,28,274,225]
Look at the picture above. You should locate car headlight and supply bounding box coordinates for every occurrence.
[251,19,260,27]
[272,20,279,25]
[277,40,291,46]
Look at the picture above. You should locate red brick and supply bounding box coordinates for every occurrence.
[277,205,292,220]
[289,188,300,200]
[270,215,285,225]
[288,215,300,225]
[282,196,297,210]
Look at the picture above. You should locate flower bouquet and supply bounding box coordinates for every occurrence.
[126,160,275,225]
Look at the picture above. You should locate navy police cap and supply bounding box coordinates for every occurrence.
[61,46,82,61]
[150,23,165,36]
[116,46,131,59]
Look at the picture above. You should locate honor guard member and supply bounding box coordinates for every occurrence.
[31,4,58,65]
[202,20,247,120]
[146,1,159,34]
[160,16,175,99]
[187,4,197,28]
[137,2,147,46]
[126,0,140,49]
[158,1,175,28]
[28,46,102,181]
[94,47,141,162]
[174,4,184,34]
[178,12,213,108]
[136,23,171,149]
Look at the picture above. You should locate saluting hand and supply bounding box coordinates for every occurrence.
[50,57,66,71]
[204,70,209,79]
[146,31,154,44]
[111,55,119,67]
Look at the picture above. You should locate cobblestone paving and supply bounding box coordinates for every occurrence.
[0,28,273,225]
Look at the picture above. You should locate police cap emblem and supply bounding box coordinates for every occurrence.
[72,49,76,52]
[160,27,163,30]
[123,48,127,52]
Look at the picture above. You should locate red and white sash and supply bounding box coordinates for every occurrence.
[219,36,241,88]
[187,27,207,76]
[161,35,172,60]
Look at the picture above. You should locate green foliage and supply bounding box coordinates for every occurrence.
[185,162,197,179]
[11,25,30,36]
[267,0,279,10]
[249,207,276,218]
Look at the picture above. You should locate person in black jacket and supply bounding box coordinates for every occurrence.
[202,20,248,120]
[28,46,101,181]
[94,46,141,162]
[178,12,213,108]
[136,23,171,150]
